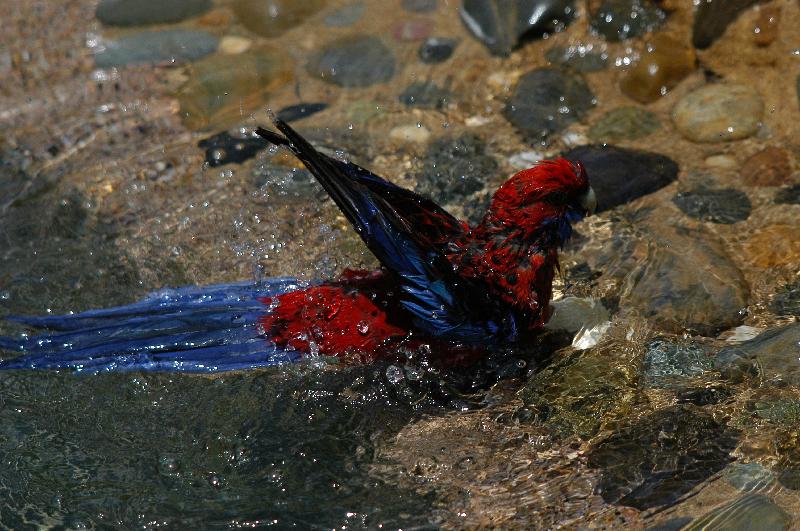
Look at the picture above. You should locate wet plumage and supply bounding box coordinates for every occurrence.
[0,119,595,373]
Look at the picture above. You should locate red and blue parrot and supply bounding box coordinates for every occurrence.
[0,119,595,373]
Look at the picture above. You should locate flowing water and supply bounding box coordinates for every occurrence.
[1,0,799,528]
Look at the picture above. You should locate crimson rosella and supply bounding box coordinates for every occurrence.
[0,119,595,373]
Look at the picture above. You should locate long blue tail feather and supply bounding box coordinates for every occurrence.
[0,278,309,373]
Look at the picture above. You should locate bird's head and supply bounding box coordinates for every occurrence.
[481,158,596,247]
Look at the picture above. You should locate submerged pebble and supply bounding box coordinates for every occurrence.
[590,0,665,42]
[742,224,800,268]
[402,0,438,13]
[96,0,211,26]
[389,124,431,143]
[398,81,450,109]
[232,0,324,37]
[418,37,457,63]
[219,35,252,55]
[672,84,764,143]
[198,131,268,167]
[324,2,365,27]
[672,188,752,224]
[460,0,576,56]
[308,35,395,87]
[774,184,800,205]
[724,462,775,491]
[504,67,594,140]
[770,280,800,317]
[562,144,677,211]
[683,494,790,531]
[752,5,781,47]
[94,29,218,67]
[693,0,767,49]
[392,19,433,41]
[620,34,695,104]
[177,48,292,130]
[741,147,793,187]
[544,44,608,72]
[589,107,660,141]
[276,102,329,123]
[716,323,800,384]
[643,337,714,388]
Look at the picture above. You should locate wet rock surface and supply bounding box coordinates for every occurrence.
[672,84,764,143]
[94,29,218,67]
[198,131,269,167]
[742,224,800,268]
[724,462,775,491]
[545,44,608,72]
[505,68,594,140]
[96,0,211,26]
[460,0,576,56]
[716,324,800,384]
[770,280,800,317]
[308,35,396,87]
[642,337,715,389]
[562,145,678,211]
[684,494,790,530]
[741,147,793,187]
[590,0,666,42]
[620,34,696,104]
[589,107,660,141]
[672,188,752,224]
[693,0,768,49]
[588,406,739,510]
[232,0,325,37]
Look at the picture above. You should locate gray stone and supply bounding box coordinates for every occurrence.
[398,81,450,109]
[672,84,764,143]
[775,184,800,205]
[589,107,660,141]
[505,68,594,140]
[324,2,365,27]
[460,0,576,56]
[672,188,752,224]
[545,44,608,72]
[562,145,678,212]
[693,0,768,49]
[770,280,800,317]
[309,36,395,87]
[402,0,438,12]
[96,0,211,26]
[418,37,457,63]
[724,462,775,491]
[95,30,218,68]
[590,0,665,42]
[716,324,800,384]
[684,494,790,531]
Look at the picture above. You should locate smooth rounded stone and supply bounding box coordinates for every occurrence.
[96,0,211,26]
[94,29,218,68]
[398,81,450,109]
[460,0,576,57]
[740,147,792,187]
[672,85,764,143]
[693,0,768,49]
[402,0,438,12]
[198,130,269,167]
[414,134,498,205]
[743,225,800,268]
[176,48,292,131]
[324,1,365,27]
[219,35,252,55]
[620,34,696,104]
[308,35,395,87]
[672,188,751,224]
[704,155,738,170]
[775,184,800,205]
[504,68,594,140]
[724,462,775,491]
[392,19,434,41]
[590,0,666,42]
[716,323,800,384]
[770,280,800,317]
[589,107,660,141]
[275,102,328,122]
[752,5,781,46]
[587,406,738,509]
[418,37,457,63]
[232,0,324,37]
[545,44,608,72]
[642,337,714,388]
[389,124,431,143]
[562,145,677,212]
[683,494,790,531]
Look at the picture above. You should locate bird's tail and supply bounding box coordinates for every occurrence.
[0,278,308,374]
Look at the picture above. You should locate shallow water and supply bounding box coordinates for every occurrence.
[1,0,799,528]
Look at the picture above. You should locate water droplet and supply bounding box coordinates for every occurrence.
[386,364,404,384]
[356,320,370,335]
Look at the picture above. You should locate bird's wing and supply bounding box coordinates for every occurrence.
[257,121,512,342]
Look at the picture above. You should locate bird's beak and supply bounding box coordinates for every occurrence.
[580,187,597,215]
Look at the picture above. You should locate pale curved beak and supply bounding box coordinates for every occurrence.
[580,186,597,215]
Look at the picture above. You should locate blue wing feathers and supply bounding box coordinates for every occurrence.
[0,278,305,373]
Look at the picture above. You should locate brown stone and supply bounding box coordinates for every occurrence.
[620,34,696,104]
[743,224,800,268]
[741,146,793,186]
[752,5,781,46]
